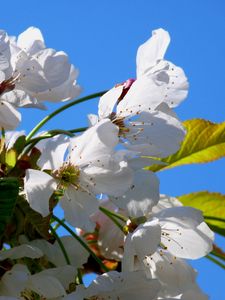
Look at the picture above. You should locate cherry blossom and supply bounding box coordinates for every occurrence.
[24,120,133,231]
[0,26,81,113]
[122,196,214,271]
[65,270,161,300]
[88,28,188,157]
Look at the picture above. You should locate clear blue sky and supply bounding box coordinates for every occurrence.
[1,1,225,298]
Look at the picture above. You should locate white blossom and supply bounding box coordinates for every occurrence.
[65,271,161,300]
[24,120,133,231]
[90,28,188,157]
[0,264,74,299]
[122,196,214,271]
[0,26,81,112]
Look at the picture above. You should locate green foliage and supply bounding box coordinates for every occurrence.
[0,177,19,239]
[178,191,225,237]
[5,149,17,169]
[148,119,225,172]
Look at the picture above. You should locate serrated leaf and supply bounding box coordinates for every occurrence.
[0,177,19,238]
[5,149,17,168]
[178,191,225,236]
[148,119,225,172]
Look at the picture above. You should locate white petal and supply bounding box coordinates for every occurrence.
[117,75,165,114]
[0,264,30,297]
[98,85,123,119]
[152,194,183,214]
[82,160,133,197]
[145,252,196,297]
[157,207,214,259]
[0,70,5,83]
[87,113,98,126]
[156,206,204,224]
[37,134,69,170]
[0,52,9,71]
[5,130,25,149]
[1,89,46,109]
[68,119,119,166]
[37,265,76,291]
[27,273,66,298]
[30,64,81,102]
[53,236,89,268]
[0,101,21,130]
[123,219,161,271]
[181,284,209,300]
[112,170,159,217]
[60,185,99,231]
[24,169,57,216]
[136,28,170,77]
[92,200,124,260]
[155,61,189,108]
[0,244,43,261]
[76,271,161,300]
[17,26,45,55]
[124,110,185,157]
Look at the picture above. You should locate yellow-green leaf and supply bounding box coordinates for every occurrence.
[178,191,225,236]
[5,149,17,168]
[148,119,225,172]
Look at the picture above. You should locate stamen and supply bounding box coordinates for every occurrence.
[53,162,80,189]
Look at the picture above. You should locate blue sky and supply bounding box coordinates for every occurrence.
[1,0,225,298]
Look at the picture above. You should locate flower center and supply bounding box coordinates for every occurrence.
[110,112,129,136]
[53,163,80,189]
[20,289,43,300]
[0,77,15,95]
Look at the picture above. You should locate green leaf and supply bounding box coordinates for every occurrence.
[178,191,225,236]
[13,135,26,155]
[148,119,225,172]
[0,177,19,238]
[5,149,17,168]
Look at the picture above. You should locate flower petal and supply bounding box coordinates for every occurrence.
[0,245,43,261]
[0,101,21,130]
[60,185,99,231]
[111,170,159,217]
[136,28,170,77]
[123,219,161,271]
[17,26,45,55]
[37,134,69,170]
[98,85,123,119]
[157,207,214,259]
[68,119,119,167]
[24,169,57,217]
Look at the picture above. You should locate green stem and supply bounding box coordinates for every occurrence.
[50,224,71,265]
[77,268,83,284]
[25,127,87,147]
[26,91,107,142]
[211,250,225,262]
[206,255,225,269]
[99,205,128,222]
[23,127,87,156]
[204,216,225,223]
[53,218,65,231]
[52,215,109,272]
[69,127,88,134]
[99,206,126,233]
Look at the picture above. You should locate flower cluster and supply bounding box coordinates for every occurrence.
[0,27,213,300]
